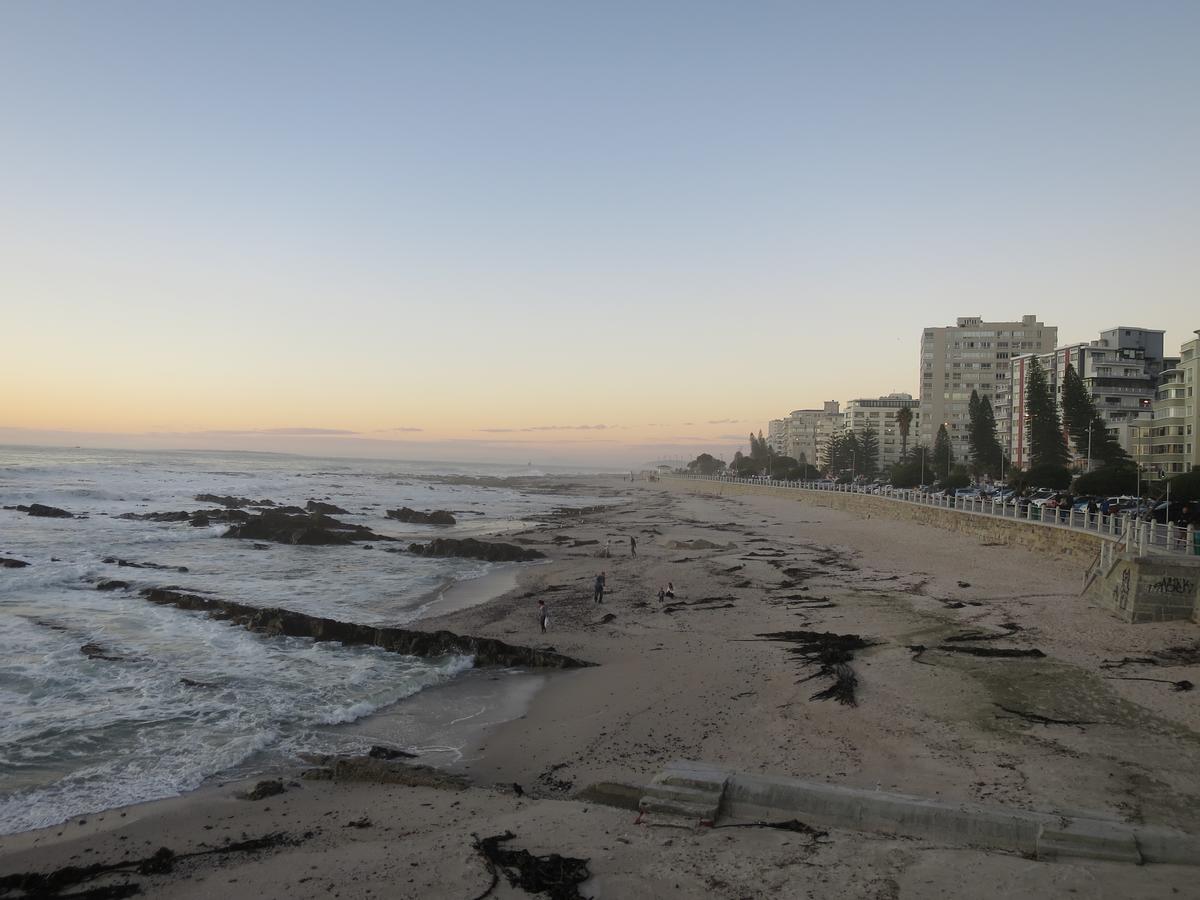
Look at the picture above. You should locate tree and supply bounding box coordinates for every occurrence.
[941,464,972,492]
[1025,357,1071,471]
[896,406,913,461]
[858,425,880,480]
[769,455,802,480]
[1060,363,1128,469]
[1073,461,1137,496]
[687,453,725,476]
[932,424,952,479]
[891,444,933,488]
[966,390,1003,476]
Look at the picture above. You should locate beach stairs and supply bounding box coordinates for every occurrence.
[638,760,729,825]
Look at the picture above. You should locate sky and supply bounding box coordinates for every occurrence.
[2,1,1197,465]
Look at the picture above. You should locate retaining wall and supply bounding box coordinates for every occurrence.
[1088,555,1200,623]
[662,477,1104,560]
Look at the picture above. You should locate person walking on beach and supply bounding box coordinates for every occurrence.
[594,571,606,604]
[538,599,548,633]
[664,581,675,600]
[630,535,637,556]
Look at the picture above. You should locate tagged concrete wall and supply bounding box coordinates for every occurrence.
[662,477,1105,560]
[1088,555,1200,623]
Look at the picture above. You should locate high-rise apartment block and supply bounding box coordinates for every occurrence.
[767,402,843,466]
[918,316,1056,460]
[997,326,1173,469]
[844,394,920,469]
[1133,330,1199,477]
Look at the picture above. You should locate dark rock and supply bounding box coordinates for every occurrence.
[301,756,469,790]
[96,580,130,591]
[386,507,457,526]
[140,587,591,669]
[118,509,249,524]
[7,504,74,518]
[306,500,349,515]
[368,745,416,760]
[194,494,275,508]
[102,557,188,572]
[190,513,210,527]
[407,538,544,562]
[239,779,285,801]
[1,557,30,569]
[252,543,271,551]
[80,643,124,661]
[222,510,394,545]
[180,677,216,688]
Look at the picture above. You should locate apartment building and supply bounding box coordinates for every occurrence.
[1133,330,1199,478]
[918,316,1056,462]
[768,402,843,466]
[998,326,1173,469]
[844,394,920,469]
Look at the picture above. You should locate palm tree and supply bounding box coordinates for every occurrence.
[896,407,913,461]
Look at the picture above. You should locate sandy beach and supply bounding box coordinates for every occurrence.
[3,476,1199,899]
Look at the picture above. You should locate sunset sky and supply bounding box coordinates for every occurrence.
[3,2,1197,464]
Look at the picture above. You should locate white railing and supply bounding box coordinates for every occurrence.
[671,474,1197,558]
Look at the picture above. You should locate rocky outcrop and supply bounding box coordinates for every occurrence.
[102,557,189,572]
[80,642,124,661]
[194,494,276,508]
[306,500,349,515]
[119,509,250,525]
[386,507,457,526]
[139,587,590,669]
[300,755,469,789]
[96,580,130,591]
[5,504,74,518]
[238,779,285,801]
[1,558,30,569]
[222,511,394,545]
[407,538,544,562]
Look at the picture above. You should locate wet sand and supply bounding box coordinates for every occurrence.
[3,476,1199,898]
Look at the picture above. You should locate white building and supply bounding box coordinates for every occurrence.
[768,402,843,467]
[918,315,1057,462]
[845,393,921,470]
[997,326,1173,469]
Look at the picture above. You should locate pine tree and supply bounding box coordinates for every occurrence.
[1061,363,1129,468]
[1025,357,1071,470]
[933,424,952,479]
[896,406,913,461]
[843,430,862,476]
[976,396,1003,475]
[859,425,880,479]
[966,389,1003,476]
[967,390,983,465]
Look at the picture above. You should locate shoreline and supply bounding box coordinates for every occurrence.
[4,476,1199,898]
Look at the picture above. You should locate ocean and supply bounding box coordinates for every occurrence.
[0,445,609,835]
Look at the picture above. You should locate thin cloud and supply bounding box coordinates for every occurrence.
[477,424,611,433]
[371,427,424,433]
[257,427,359,435]
[707,419,742,425]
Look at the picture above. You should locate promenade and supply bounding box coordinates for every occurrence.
[670,474,1198,558]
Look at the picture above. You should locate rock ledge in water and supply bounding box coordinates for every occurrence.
[223,510,393,545]
[139,587,590,669]
[386,507,457,526]
[5,504,74,518]
[408,538,544,562]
